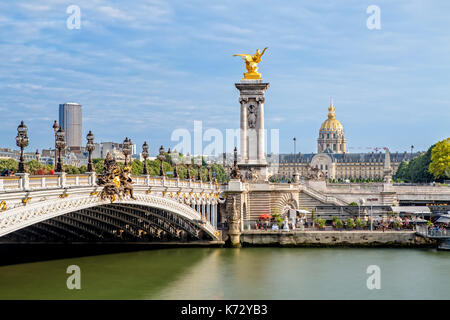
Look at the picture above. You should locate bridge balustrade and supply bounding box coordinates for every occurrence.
[0,174,221,192]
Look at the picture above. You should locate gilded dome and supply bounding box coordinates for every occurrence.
[320,98,343,131]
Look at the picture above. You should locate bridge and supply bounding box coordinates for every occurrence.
[0,173,224,243]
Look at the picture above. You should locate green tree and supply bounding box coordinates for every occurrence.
[25,160,42,174]
[94,158,104,174]
[0,159,18,173]
[428,137,450,180]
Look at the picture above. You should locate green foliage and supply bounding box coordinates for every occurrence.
[355,217,366,228]
[94,158,104,174]
[392,221,402,230]
[346,218,356,229]
[271,213,284,227]
[335,219,344,229]
[63,164,83,174]
[0,158,18,173]
[315,217,326,228]
[395,145,436,182]
[428,138,450,180]
[348,202,358,206]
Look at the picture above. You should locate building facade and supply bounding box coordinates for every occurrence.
[59,103,82,152]
[277,99,420,180]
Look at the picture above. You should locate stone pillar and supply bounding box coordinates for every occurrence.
[225,179,244,247]
[56,172,66,188]
[235,80,270,180]
[16,173,30,191]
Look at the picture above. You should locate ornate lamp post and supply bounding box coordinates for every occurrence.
[86,130,95,172]
[122,137,131,166]
[16,121,29,173]
[195,156,202,181]
[206,160,212,182]
[52,120,58,168]
[158,145,165,176]
[185,153,191,180]
[142,141,149,175]
[55,126,66,172]
[171,149,179,178]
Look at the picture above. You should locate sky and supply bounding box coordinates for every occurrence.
[0,0,449,156]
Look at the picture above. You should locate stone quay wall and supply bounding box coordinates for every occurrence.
[240,231,436,248]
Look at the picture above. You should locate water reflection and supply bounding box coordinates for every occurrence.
[0,248,449,299]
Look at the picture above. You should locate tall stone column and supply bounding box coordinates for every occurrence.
[235,80,270,180]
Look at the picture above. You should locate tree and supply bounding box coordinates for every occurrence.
[26,160,42,174]
[428,138,450,180]
[0,159,18,173]
[94,158,104,174]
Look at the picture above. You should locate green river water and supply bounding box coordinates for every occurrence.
[0,248,449,299]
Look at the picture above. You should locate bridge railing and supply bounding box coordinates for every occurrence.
[0,173,222,192]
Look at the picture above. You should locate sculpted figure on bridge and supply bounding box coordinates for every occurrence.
[120,166,135,199]
[305,165,325,181]
[97,153,134,202]
[233,47,268,80]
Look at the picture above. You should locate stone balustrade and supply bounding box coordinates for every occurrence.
[0,173,222,193]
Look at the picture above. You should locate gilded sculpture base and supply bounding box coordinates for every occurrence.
[243,71,261,80]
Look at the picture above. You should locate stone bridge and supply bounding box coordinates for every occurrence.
[0,173,225,242]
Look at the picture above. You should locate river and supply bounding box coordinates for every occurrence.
[0,248,448,299]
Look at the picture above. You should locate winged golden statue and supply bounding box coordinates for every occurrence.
[233,47,268,80]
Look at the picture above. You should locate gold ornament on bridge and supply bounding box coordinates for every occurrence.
[233,47,268,80]
[97,152,135,202]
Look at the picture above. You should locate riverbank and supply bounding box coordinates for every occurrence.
[240,230,437,247]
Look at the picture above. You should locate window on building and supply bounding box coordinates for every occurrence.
[320,164,323,170]
[333,144,336,151]
[327,133,330,139]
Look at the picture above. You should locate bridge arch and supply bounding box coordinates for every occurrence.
[0,193,219,241]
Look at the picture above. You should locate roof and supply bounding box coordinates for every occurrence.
[279,152,422,164]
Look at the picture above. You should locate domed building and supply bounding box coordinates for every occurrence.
[317,97,346,154]
[277,97,421,180]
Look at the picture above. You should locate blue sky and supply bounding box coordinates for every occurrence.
[1,0,449,155]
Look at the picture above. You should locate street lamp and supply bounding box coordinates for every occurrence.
[171,149,179,178]
[55,126,66,173]
[16,121,29,173]
[185,153,191,180]
[86,130,95,172]
[52,120,58,167]
[206,160,212,182]
[158,145,165,176]
[142,141,149,175]
[410,145,414,183]
[194,156,202,181]
[122,137,131,166]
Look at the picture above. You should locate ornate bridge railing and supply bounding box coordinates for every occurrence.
[0,173,221,192]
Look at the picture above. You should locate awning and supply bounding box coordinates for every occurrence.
[391,206,431,214]
[436,214,450,224]
[296,209,310,214]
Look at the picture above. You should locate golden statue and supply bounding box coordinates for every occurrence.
[233,47,268,80]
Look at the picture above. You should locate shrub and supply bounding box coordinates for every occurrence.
[355,217,366,228]
[346,218,356,229]
[315,217,326,229]
[335,219,344,229]
[349,202,358,206]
